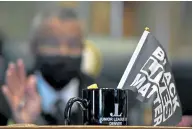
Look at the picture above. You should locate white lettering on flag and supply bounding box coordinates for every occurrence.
[129,46,180,126]
[130,74,146,89]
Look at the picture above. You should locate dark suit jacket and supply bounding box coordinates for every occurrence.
[0,89,12,125]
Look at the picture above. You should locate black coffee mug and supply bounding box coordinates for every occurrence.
[64,88,129,125]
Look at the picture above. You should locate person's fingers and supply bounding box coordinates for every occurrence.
[2,85,12,101]
[6,63,17,94]
[25,75,40,110]
[26,75,37,96]
[25,75,40,106]
[27,75,36,89]
[17,59,26,88]
[1,85,16,109]
[10,62,21,88]
[6,62,22,96]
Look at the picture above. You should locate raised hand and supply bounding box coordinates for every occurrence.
[2,59,41,123]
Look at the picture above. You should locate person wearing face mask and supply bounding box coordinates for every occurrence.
[0,7,105,125]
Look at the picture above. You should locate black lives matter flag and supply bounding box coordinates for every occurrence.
[117,28,182,126]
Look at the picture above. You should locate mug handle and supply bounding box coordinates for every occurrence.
[64,97,88,125]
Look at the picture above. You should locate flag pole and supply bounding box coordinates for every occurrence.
[117,27,150,89]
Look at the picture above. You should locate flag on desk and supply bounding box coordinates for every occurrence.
[117,28,182,126]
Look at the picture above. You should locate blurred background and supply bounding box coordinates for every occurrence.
[0,1,191,75]
[0,1,191,125]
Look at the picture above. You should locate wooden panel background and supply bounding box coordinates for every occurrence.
[90,2,110,35]
[59,2,78,8]
[123,2,138,37]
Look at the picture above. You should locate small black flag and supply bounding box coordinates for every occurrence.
[117,29,182,126]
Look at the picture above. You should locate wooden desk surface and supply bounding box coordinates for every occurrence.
[0,125,191,129]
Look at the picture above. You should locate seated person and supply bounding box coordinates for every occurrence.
[0,7,112,125]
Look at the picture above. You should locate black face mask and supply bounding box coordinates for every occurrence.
[36,55,82,91]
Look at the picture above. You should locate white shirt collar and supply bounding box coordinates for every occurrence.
[36,72,79,113]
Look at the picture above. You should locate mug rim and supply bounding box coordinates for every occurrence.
[83,88,129,91]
